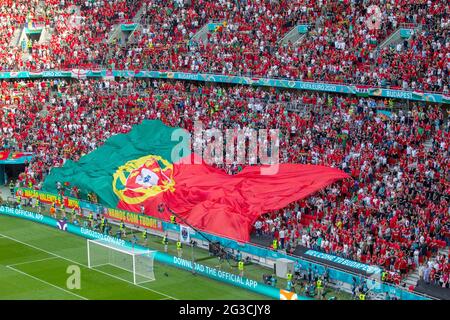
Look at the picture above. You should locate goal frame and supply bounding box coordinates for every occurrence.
[87,239,155,285]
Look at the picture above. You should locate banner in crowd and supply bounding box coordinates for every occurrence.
[0,70,447,104]
[0,151,33,164]
[120,23,137,32]
[41,120,348,242]
[304,249,381,274]
[16,187,80,208]
[179,225,191,243]
[102,207,163,231]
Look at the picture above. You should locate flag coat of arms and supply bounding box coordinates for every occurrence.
[42,120,349,241]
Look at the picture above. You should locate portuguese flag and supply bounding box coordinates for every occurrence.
[42,120,349,241]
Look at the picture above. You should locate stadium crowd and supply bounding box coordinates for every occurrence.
[0,77,449,289]
[0,0,448,92]
[0,0,448,294]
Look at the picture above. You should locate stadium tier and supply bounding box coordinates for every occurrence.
[0,0,447,92]
[0,0,448,303]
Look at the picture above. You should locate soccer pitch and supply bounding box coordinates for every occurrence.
[0,215,269,300]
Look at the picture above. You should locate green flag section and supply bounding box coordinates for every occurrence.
[42,120,349,241]
[42,120,180,207]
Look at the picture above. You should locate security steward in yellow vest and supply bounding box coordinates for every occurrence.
[176,240,182,257]
[100,217,106,232]
[88,212,94,227]
[317,278,324,299]
[359,293,366,300]
[170,215,176,224]
[36,198,41,213]
[238,260,244,277]
[70,207,77,221]
[272,239,278,251]
[142,229,148,244]
[162,233,169,252]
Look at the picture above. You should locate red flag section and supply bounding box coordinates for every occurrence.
[118,161,349,242]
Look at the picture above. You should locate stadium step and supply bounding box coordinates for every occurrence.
[402,245,449,288]
[279,24,309,46]
[127,24,143,45]
[21,52,30,64]
[191,22,211,43]
[9,28,23,47]
[39,27,54,45]
[107,25,126,45]
[403,271,420,287]
[191,20,225,43]
[376,23,422,53]
[106,22,142,47]
[132,4,147,23]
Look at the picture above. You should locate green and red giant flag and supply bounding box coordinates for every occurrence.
[42,120,349,241]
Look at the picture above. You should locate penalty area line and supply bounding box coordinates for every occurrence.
[7,256,59,267]
[6,265,88,300]
[0,232,177,300]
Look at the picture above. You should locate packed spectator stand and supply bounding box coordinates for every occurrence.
[0,77,448,292]
[0,0,448,297]
[0,0,448,92]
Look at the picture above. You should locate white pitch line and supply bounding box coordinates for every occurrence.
[6,265,88,300]
[88,267,161,294]
[0,233,177,300]
[7,256,59,267]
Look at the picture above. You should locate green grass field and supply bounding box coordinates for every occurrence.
[0,215,269,300]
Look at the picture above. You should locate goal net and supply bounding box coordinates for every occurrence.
[87,239,155,285]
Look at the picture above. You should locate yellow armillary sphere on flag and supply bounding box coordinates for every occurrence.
[113,155,175,205]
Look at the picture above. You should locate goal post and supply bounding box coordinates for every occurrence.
[87,239,155,285]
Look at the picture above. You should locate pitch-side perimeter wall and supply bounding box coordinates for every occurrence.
[0,205,307,300]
